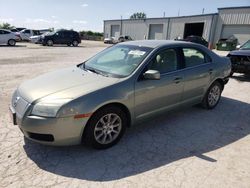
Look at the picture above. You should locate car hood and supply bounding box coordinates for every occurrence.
[18,66,120,103]
[229,50,250,56]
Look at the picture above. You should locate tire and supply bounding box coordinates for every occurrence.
[202,81,222,109]
[229,71,234,77]
[72,40,78,47]
[67,43,71,46]
[8,39,16,46]
[83,106,127,149]
[47,40,53,46]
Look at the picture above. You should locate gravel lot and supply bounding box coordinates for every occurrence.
[0,41,250,188]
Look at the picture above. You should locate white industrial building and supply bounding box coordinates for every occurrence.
[104,6,250,47]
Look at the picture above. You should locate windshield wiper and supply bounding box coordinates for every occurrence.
[83,65,109,77]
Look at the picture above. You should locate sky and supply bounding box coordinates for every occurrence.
[0,0,249,32]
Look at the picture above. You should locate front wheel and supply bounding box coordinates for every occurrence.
[47,40,53,46]
[83,106,127,149]
[202,81,222,109]
[8,39,16,46]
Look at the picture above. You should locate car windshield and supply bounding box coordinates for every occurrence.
[240,40,250,50]
[83,45,152,78]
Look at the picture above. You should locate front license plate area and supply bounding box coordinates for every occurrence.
[9,106,17,125]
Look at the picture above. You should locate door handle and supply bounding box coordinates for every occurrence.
[174,77,182,84]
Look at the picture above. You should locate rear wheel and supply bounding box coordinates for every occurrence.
[72,40,78,47]
[8,39,16,46]
[202,81,222,109]
[47,40,53,46]
[67,43,71,46]
[83,106,127,149]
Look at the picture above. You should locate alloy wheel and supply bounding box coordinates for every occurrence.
[94,113,122,145]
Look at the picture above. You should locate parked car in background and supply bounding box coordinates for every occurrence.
[10,28,19,33]
[118,35,133,43]
[104,37,116,44]
[19,29,41,41]
[0,29,20,46]
[217,36,238,51]
[227,40,250,76]
[41,29,81,46]
[30,32,49,44]
[184,35,208,47]
[10,40,231,149]
[16,27,26,32]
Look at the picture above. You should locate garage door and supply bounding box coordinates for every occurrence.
[221,25,250,44]
[111,25,120,38]
[149,24,164,40]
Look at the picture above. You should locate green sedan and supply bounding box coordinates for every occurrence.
[10,40,231,149]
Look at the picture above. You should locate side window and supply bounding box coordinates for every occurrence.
[148,49,178,74]
[24,30,31,34]
[183,48,206,68]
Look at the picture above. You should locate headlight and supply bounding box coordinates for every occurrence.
[31,98,73,117]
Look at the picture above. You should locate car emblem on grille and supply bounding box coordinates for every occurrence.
[13,97,20,107]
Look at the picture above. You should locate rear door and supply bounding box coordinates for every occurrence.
[54,31,66,44]
[181,47,213,105]
[134,48,184,120]
[22,29,31,40]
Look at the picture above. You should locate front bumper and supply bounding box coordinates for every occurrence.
[10,105,89,146]
[232,63,250,74]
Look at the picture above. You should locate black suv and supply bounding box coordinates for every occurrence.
[184,35,208,47]
[41,30,81,46]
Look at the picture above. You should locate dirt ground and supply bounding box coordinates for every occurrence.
[0,41,250,188]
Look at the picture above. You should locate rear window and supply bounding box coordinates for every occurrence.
[183,48,206,68]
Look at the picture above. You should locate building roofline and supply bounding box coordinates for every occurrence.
[104,13,217,22]
[218,6,250,10]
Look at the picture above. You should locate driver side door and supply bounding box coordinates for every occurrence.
[134,48,184,120]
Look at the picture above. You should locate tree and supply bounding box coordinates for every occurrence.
[130,12,147,19]
[0,22,14,30]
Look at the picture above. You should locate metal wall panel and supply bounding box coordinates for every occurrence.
[221,24,250,44]
[104,7,250,47]
[213,8,250,45]
[121,20,148,40]
[111,25,120,38]
[148,24,164,39]
[168,15,213,41]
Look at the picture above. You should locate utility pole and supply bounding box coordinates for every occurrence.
[202,8,205,14]
[163,12,166,17]
[178,8,180,16]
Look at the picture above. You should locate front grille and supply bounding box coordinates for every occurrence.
[230,55,250,65]
[11,90,30,118]
[27,132,54,142]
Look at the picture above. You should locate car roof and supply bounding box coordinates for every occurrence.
[121,40,197,48]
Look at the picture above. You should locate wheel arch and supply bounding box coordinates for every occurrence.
[89,102,131,127]
[213,78,225,91]
[81,102,132,144]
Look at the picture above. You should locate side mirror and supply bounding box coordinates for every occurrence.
[236,45,241,50]
[143,70,160,80]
